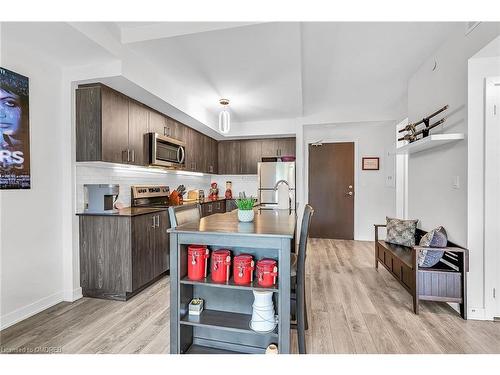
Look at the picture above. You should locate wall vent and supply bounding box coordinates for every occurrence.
[465,22,480,35]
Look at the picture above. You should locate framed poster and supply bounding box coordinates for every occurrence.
[362,157,379,170]
[0,67,31,189]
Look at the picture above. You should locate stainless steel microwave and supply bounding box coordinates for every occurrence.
[147,132,186,168]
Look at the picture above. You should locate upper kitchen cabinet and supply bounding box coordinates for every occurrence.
[261,137,296,157]
[76,84,146,165]
[148,110,167,136]
[128,100,149,166]
[240,139,262,174]
[77,85,128,163]
[218,141,241,175]
[279,137,296,157]
[184,127,203,172]
[167,118,186,141]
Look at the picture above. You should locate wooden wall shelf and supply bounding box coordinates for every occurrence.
[396,133,464,155]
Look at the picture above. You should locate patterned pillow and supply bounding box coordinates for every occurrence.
[417,226,447,268]
[386,217,418,247]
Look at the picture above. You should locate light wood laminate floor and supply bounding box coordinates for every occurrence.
[1,239,499,354]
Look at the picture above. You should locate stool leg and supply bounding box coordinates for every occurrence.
[304,295,309,331]
[297,285,306,354]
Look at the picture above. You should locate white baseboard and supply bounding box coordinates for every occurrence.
[63,287,83,302]
[0,291,64,330]
[468,307,491,320]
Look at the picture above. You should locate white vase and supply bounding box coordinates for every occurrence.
[238,209,254,222]
[250,290,277,332]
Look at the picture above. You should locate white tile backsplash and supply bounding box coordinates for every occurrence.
[210,175,258,199]
[75,163,259,211]
[76,162,211,211]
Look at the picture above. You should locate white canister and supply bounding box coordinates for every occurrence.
[250,290,277,332]
[238,209,255,222]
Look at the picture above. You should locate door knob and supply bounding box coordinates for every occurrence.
[346,191,353,196]
[348,185,353,189]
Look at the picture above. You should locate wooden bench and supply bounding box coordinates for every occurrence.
[374,225,469,319]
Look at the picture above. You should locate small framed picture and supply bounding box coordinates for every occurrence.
[362,157,379,170]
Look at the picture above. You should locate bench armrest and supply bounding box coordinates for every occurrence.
[374,224,386,242]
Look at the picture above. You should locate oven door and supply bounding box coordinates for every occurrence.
[149,133,186,168]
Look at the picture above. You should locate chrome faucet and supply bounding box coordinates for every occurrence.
[274,180,292,210]
[274,179,290,190]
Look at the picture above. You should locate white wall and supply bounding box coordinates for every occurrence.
[302,121,396,241]
[0,34,66,329]
[407,23,500,246]
[407,22,500,319]
[468,48,500,319]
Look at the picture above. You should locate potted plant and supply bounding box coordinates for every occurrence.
[236,196,255,222]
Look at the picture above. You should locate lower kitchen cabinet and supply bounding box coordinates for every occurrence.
[79,211,170,301]
[201,200,226,217]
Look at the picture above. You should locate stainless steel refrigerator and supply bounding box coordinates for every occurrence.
[258,162,296,210]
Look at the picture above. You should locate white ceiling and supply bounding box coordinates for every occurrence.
[125,23,303,123]
[121,22,462,125]
[1,22,116,68]
[1,21,464,131]
[301,22,463,122]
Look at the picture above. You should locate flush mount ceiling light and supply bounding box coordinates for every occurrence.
[218,98,230,134]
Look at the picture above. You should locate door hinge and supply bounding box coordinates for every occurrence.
[494,288,496,299]
[494,104,497,116]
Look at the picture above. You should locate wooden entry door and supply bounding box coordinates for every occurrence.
[308,142,354,239]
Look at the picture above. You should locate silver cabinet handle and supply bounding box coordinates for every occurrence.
[131,149,135,162]
[152,216,156,228]
[164,127,167,136]
[156,215,160,228]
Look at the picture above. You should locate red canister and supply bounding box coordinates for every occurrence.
[187,245,209,281]
[256,259,278,287]
[211,249,232,283]
[233,254,255,285]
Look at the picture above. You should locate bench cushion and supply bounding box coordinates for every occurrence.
[378,240,413,269]
[386,217,418,247]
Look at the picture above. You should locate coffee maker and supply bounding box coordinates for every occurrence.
[84,184,120,213]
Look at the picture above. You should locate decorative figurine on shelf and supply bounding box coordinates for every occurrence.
[397,105,449,143]
[225,181,233,199]
[208,182,219,200]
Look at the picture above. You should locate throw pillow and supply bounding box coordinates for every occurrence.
[417,226,447,268]
[385,217,418,247]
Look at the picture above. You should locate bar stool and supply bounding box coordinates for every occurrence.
[168,204,202,228]
[290,204,314,354]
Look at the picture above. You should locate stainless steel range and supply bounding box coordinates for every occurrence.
[131,185,170,208]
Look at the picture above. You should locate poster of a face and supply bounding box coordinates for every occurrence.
[0,67,31,189]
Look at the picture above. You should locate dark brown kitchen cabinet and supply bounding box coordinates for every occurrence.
[239,139,262,174]
[148,110,167,136]
[279,138,296,157]
[128,101,149,166]
[261,139,280,157]
[202,135,218,174]
[79,211,170,301]
[261,137,295,157]
[76,84,148,165]
[218,141,241,175]
[210,138,219,174]
[185,127,202,172]
[201,200,226,217]
[76,85,129,163]
[168,118,186,141]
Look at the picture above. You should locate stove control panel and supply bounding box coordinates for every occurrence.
[131,185,170,199]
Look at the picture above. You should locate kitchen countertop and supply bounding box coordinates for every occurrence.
[76,206,167,217]
[169,207,295,238]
